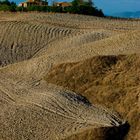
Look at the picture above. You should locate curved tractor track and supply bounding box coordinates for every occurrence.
[0,20,82,66]
[0,79,125,140]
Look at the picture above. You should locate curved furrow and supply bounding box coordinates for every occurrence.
[52,27,61,38]
[52,27,61,39]
[32,28,78,58]
[30,13,139,30]
[11,23,30,61]
[32,23,44,45]
[10,21,27,62]
[32,26,84,58]
[0,20,82,66]
[30,25,50,55]
[45,93,82,118]
[26,24,45,56]
[32,29,86,57]
[49,26,60,40]
[0,22,24,64]
[0,21,14,47]
[0,21,15,41]
[0,21,22,65]
[1,13,140,31]
[36,30,114,57]
[29,102,78,121]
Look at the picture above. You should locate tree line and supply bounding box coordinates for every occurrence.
[0,0,16,11]
[0,0,104,17]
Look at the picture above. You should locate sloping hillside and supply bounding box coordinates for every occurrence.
[44,54,140,140]
[0,13,139,140]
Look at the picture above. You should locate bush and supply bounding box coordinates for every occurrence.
[0,4,10,11]
[16,6,27,12]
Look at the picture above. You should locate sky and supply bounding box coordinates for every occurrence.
[10,0,140,15]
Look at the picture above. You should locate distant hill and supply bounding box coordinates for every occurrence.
[111,11,140,18]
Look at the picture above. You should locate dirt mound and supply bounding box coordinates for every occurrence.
[0,82,126,140]
[44,54,140,140]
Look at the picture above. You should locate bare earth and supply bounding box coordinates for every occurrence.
[0,12,140,140]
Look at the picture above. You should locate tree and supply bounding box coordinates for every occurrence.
[70,0,104,17]
[0,0,16,11]
[71,0,79,7]
[0,0,10,5]
[88,0,93,7]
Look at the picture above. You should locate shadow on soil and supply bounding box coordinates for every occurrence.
[105,122,130,140]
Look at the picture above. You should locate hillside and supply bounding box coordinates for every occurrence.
[112,11,140,18]
[44,54,140,140]
[0,12,140,140]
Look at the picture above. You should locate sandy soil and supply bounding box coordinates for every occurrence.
[0,12,139,140]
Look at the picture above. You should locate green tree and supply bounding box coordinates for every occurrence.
[72,0,80,7]
[87,0,93,7]
[0,0,16,11]
[70,0,104,17]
